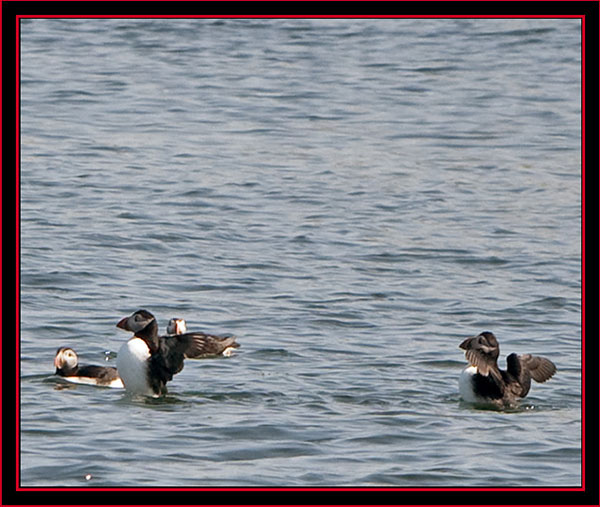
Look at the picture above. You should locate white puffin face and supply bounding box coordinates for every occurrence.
[167,318,187,335]
[55,348,78,369]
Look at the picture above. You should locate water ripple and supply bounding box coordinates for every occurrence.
[19,18,581,488]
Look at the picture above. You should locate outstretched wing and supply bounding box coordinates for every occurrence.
[177,332,240,358]
[506,353,556,398]
[519,354,556,383]
[151,333,205,383]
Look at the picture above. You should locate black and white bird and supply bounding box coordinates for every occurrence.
[459,331,556,407]
[116,309,237,397]
[54,347,124,388]
[166,318,239,357]
[166,318,187,336]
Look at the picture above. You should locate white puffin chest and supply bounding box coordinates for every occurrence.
[117,338,154,396]
[459,365,482,403]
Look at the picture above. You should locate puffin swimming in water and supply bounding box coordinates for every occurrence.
[166,318,239,357]
[116,309,237,397]
[459,331,556,407]
[54,347,124,388]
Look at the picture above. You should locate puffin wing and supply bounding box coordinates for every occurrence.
[519,354,557,383]
[153,335,193,381]
[506,353,556,398]
[506,353,530,397]
[459,336,502,381]
[176,332,240,358]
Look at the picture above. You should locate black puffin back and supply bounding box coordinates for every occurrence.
[77,364,121,384]
[470,370,505,400]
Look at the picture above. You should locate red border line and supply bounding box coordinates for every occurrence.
[14,13,586,494]
[15,12,22,495]
[579,12,586,493]
[14,14,586,19]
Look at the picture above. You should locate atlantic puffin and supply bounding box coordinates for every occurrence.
[166,318,240,357]
[54,347,124,388]
[459,331,556,407]
[116,309,235,397]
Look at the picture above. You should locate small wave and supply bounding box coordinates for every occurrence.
[517,296,569,310]
[247,348,301,359]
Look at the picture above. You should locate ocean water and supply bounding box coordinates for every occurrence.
[18,18,581,488]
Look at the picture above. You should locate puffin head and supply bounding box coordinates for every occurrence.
[166,318,187,335]
[116,309,158,338]
[54,347,78,373]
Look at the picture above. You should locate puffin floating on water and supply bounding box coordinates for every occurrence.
[54,347,124,388]
[459,331,556,407]
[166,317,239,357]
[116,309,238,397]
